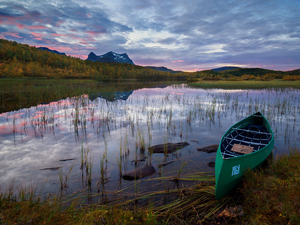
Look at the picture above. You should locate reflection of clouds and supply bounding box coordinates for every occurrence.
[170,92,184,95]
[0,87,299,194]
[212,89,245,93]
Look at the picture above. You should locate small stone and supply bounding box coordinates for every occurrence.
[216,205,243,218]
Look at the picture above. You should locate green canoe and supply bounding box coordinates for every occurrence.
[215,112,274,199]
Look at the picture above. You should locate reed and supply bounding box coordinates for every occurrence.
[1,78,300,224]
[58,164,74,191]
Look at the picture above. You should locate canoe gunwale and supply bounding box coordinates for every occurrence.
[215,112,274,199]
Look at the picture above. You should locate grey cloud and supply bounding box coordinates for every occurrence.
[157,37,177,45]
[1,0,299,71]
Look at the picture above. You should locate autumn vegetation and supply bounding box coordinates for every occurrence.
[1,38,300,81]
[0,39,190,80]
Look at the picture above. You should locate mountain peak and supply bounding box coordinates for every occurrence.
[86,51,134,65]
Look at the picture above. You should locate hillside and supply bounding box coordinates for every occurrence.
[37,47,66,56]
[195,67,292,80]
[0,39,188,80]
[211,66,240,72]
[145,66,182,73]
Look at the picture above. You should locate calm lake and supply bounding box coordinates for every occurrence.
[0,80,299,203]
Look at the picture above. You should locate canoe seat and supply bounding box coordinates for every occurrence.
[231,144,253,154]
[232,128,272,136]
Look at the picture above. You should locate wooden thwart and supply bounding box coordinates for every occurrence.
[231,144,253,154]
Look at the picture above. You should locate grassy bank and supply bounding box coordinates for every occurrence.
[1,149,299,224]
[189,79,300,89]
[240,148,300,224]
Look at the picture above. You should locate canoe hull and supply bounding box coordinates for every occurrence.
[215,112,274,199]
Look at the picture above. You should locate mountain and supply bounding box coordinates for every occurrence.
[145,66,182,73]
[86,51,135,65]
[37,47,66,56]
[211,66,240,72]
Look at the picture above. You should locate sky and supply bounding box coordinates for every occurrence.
[0,0,300,72]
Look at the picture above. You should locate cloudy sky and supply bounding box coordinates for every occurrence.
[1,0,300,71]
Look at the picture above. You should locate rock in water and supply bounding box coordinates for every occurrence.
[157,161,175,168]
[39,167,61,171]
[206,162,215,167]
[122,165,156,180]
[149,142,190,154]
[197,144,219,153]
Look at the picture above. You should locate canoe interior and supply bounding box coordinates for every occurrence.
[220,112,272,159]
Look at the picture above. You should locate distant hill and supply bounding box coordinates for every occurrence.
[211,66,240,72]
[86,51,135,65]
[145,66,182,73]
[286,68,300,75]
[220,68,283,76]
[37,47,66,56]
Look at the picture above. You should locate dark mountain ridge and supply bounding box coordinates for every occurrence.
[211,66,240,72]
[86,51,135,65]
[37,47,66,56]
[145,66,182,73]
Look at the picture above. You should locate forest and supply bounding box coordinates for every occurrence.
[0,39,188,80]
[0,39,299,81]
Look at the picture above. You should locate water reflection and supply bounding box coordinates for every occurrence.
[0,84,299,201]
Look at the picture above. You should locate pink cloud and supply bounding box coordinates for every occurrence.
[69,54,88,59]
[54,46,73,52]
[27,25,48,30]
[55,20,64,27]
[79,41,89,45]
[1,32,23,38]
[72,36,86,42]
[30,32,43,37]
[171,60,184,63]
[86,31,106,35]
[51,33,68,37]
[17,23,26,29]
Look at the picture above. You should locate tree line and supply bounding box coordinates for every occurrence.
[0,39,189,80]
[0,39,299,81]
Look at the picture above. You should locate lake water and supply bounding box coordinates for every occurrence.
[0,83,299,202]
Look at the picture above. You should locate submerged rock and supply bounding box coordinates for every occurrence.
[131,157,147,162]
[197,144,219,153]
[157,161,175,168]
[206,162,215,167]
[59,158,76,162]
[190,139,199,144]
[39,167,61,171]
[122,165,156,180]
[149,142,190,154]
